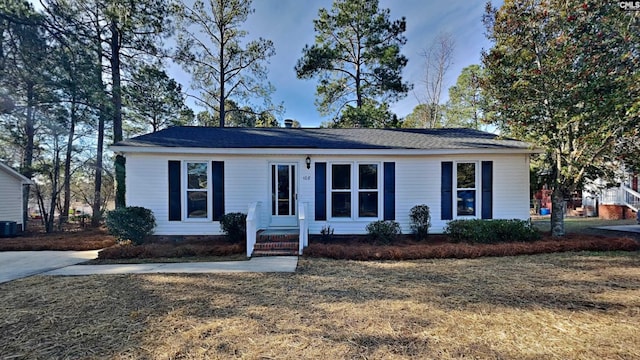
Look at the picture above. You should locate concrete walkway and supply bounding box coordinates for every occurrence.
[0,250,100,284]
[595,225,640,234]
[44,256,298,276]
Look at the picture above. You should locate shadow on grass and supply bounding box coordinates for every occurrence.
[0,274,167,358]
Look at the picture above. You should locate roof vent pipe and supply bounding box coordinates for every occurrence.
[284,119,293,128]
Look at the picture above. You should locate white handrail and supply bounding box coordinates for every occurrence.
[246,202,261,257]
[621,185,640,212]
[298,202,309,255]
[600,188,621,204]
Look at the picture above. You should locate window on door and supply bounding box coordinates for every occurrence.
[271,164,296,216]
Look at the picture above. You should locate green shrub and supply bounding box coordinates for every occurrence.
[409,204,431,240]
[444,219,541,244]
[105,206,156,245]
[320,224,335,242]
[220,212,247,243]
[365,220,401,245]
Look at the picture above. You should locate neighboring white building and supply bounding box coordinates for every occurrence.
[0,162,32,233]
[112,127,538,255]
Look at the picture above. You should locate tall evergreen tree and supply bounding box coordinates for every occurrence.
[482,1,639,236]
[0,0,51,229]
[123,65,189,135]
[445,64,485,129]
[295,0,410,127]
[173,0,276,127]
[103,0,172,208]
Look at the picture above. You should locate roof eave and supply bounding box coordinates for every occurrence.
[0,162,33,184]
[110,145,541,156]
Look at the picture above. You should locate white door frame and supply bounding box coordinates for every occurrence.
[269,162,298,227]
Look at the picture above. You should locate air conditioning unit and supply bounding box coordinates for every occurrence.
[0,221,17,238]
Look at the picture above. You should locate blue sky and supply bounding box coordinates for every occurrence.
[31,0,501,127]
[209,0,500,127]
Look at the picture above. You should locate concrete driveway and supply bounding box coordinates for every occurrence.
[0,250,99,284]
[595,225,640,234]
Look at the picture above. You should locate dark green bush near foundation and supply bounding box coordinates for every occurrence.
[220,212,247,243]
[444,219,541,244]
[105,206,156,245]
[366,220,401,245]
[409,204,431,240]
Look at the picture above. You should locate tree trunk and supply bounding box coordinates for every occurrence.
[46,146,61,233]
[550,150,565,237]
[91,105,105,227]
[550,187,565,237]
[110,20,126,208]
[355,62,362,108]
[89,5,105,227]
[61,98,77,226]
[219,27,225,128]
[21,82,36,231]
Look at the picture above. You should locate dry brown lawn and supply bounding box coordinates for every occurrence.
[1,252,639,359]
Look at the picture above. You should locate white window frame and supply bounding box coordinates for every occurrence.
[454,161,479,219]
[328,161,382,221]
[357,163,381,219]
[183,161,211,221]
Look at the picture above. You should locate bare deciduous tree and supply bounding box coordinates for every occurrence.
[419,32,455,128]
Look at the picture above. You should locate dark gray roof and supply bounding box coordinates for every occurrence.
[114,127,533,151]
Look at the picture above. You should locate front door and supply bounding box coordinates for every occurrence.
[270,163,297,227]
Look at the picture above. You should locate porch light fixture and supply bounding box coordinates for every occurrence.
[305,156,311,169]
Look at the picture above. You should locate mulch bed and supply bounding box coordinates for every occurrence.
[2,226,638,261]
[303,233,640,260]
[0,227,116,251]
[96,240,244,260]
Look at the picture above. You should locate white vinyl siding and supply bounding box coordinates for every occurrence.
[0,170,24,225]
[124,152,530,235]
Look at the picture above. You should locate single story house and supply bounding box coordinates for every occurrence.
[111,127,537,255]
[0,161,32,234]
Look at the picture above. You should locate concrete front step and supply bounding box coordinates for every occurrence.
[252,249,299,256]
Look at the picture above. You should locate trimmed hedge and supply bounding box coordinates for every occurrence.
[444,219,540,244]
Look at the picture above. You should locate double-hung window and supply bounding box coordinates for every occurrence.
[331,164,351,218]
[358,164,378,218]
[330,162,380,219]
[186,162,208,219]
[456,162,477,217]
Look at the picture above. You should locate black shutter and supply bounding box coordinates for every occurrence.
[481,161,493,219]
[212,161,225,221]
[315,162,327,220]
[383,162,395,220]
[441,162,453,220]
[168,161,181,221]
